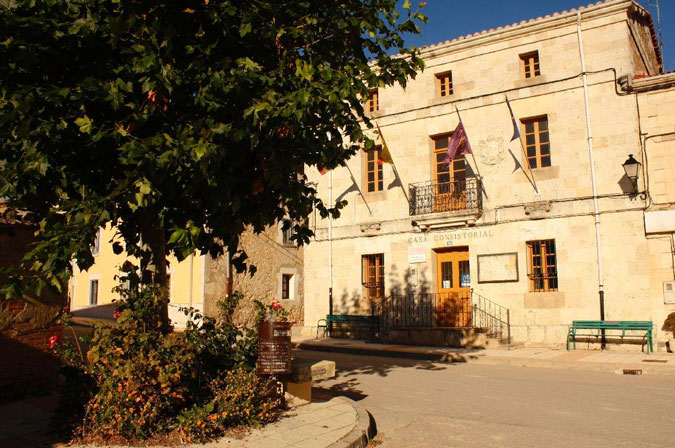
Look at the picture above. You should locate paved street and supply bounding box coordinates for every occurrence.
[297,350,675,448]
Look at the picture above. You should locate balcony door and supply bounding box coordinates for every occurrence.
[435,248,471,327]
[433,135,467,212]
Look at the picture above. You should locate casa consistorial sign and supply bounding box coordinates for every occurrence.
[408,228,495,245]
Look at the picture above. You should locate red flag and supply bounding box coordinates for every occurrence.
[444,121,472,163]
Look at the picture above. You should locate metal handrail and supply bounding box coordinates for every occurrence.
[375,289,511,344]
[409,178,482,216]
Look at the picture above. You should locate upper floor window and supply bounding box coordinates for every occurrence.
[521,116,551,169]
[432,134,466,184]
[436,71,453,97]
[361,253,384,299]
[527,239,558,292]
[91,228,101,255]
[281,223,293,246]
[366,145,384,192]
[367,88,379,113]
[520,51,540,78]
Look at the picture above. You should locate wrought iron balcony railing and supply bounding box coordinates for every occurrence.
[408,178,482,216]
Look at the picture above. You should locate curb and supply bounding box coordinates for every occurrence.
[328,397,375,448]
[294,341,474,363]
[295,341,675,376]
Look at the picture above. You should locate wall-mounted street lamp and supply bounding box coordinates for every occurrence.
[622,154,640,194]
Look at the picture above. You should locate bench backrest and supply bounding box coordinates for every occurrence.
[326,314,376,323]
[571,320,652,330]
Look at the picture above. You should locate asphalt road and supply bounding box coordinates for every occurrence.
[295,350,675,448]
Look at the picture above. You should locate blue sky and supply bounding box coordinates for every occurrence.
[403,0,673,71]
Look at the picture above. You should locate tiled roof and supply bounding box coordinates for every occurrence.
[416,0,663,69]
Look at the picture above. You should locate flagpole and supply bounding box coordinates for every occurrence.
[505,95,540,194]
[346,165,373,216]
[454,105,488,200]
[375,122,410,206]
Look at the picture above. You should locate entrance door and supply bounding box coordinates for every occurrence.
[435,248,471,327]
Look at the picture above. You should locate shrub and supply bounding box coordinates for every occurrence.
[54,283,286,444]
[662,312,675,336]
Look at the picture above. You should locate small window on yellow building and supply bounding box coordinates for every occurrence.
[520,51,541,78]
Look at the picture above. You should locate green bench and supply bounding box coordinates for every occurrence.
[317,314,378,338]
[567,320,653,353]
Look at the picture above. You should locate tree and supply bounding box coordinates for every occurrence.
[0,0,426,327]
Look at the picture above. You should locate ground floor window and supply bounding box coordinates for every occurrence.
[361,254,384,299]
[282,274,292,300]
[89,279,99,305]
[527,239,558,292]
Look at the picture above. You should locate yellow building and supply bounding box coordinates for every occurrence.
[69,224,303,327]
[302,0,675,350]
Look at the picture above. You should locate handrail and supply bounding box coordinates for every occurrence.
[375,289,511,344]
[409,178,482,216]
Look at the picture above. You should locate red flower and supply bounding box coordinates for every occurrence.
[48,335,60,349]
[113,309,121,319]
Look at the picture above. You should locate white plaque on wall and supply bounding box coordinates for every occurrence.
[408,247,426,264]
[477,253,519,283]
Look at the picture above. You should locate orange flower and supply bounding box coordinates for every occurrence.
[209,414,217,421]
[221,411,228,417]
[147,90,157,102]
[92,403,99,409]
[117,386,123,392]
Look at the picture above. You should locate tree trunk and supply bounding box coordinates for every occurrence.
[141,224,171,333]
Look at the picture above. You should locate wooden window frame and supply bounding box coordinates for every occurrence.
[435,71,453,97]
[520,51,541,79]
[367,88,379,113]
[432,134,466,184]
[521,115,551,169]
[281,274,292,300]
[365,145,384,192]
[527,239,558,292]
[361,254,384,299]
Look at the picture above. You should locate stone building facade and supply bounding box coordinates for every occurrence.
[303,0,675,349]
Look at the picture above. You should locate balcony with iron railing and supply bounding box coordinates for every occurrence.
[408,178,483,230]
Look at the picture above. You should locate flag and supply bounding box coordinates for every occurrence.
[505,97,520,142]
[376,123,393,165]
[444,121,472,163]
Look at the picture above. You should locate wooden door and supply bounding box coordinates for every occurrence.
[435,249,472,327]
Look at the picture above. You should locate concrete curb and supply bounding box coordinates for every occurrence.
[294,341,474,363]
[295,340,675,376]
[328,397,375,448]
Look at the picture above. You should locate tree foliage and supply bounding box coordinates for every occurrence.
[0,0,426,298]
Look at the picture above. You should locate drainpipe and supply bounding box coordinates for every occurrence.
[188,253,193,308]
[328,170,333,316]
[577,12,606,346]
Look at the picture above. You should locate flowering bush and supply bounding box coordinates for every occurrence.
[53,283,285,444]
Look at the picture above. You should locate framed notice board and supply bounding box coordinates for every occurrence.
[477,252,519,283]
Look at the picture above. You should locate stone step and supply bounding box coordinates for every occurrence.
[382,327,487,348]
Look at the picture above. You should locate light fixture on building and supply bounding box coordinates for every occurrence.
[622,154,640,193]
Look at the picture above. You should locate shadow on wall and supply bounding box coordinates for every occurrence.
[333,264,431,315]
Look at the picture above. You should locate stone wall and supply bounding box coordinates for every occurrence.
[0,222,65,402]
[203,225,303,328]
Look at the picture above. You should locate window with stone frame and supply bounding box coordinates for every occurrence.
[367,88,379,112]
[527,239,558,292]
[436,71,453,97]
[520,51,541,78]
[281,274,292,300]
[361,254,384,299]
[365,145,384,192]
[521,116,551,169]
